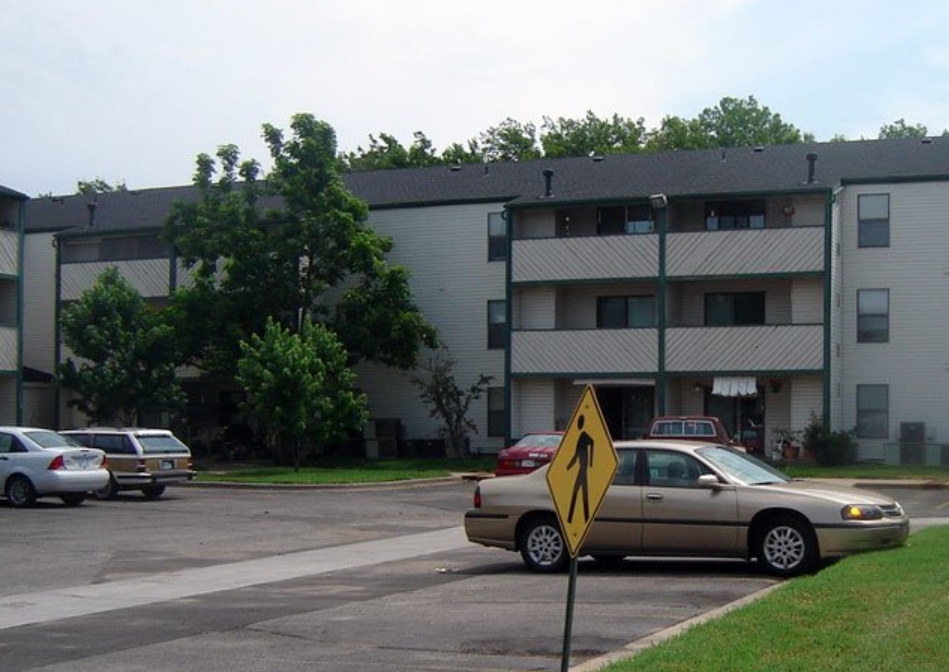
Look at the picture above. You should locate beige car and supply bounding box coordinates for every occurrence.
[465,440,909,576]
[61,428,195,500]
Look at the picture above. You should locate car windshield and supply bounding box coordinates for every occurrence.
[25,430,81,449]
[515,434,562,448]
[696,445,791,485]
[137,435,190,455]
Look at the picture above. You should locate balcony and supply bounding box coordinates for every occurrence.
[665,324,824,373]
[511,328,658,375]
[667,227,824,278]
[0,325,17,370]
[512,235,659,284]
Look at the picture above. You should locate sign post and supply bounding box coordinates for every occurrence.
[546,385,617,672]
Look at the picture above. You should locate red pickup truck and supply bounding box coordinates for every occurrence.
[643,416,745,450]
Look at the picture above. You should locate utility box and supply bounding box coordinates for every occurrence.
[899,422,926,465]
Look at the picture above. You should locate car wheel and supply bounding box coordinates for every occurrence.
[60,493,86,507]
[93,476,118,500]
[519,516,568,573]
[141,485,166,500]
[756,515,818,577]
[6,475,37,508]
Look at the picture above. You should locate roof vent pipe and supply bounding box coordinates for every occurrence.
[543,169,554,197]
[87,197,98,227]
[806,152,818,184]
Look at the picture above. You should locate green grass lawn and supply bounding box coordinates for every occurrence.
[601,525,949,672]
[194,456,496,484]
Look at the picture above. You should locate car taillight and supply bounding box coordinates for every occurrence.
[496,459,516,470]
[473,485,482,509]
[136,459,148,473]
[47,455,65,470]
[101,455,108,468]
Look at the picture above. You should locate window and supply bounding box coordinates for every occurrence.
[856,385,888,438]
[858,194,889,247]
[487,300,506,349]
[705,292,765,326]
[645,450,710,488]
[487,212,506,261]
[597,295,656,328]
[61,234,169,263]
[705,200,765,230]
[598,204,654,235]
[857,289,889,343]
[487,388,505,437]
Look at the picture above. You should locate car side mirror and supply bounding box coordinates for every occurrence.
[697,474,722,489]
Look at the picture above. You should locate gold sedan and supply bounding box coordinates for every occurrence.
[464,440,909,577]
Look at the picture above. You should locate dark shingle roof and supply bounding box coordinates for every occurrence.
[25,137,949,234]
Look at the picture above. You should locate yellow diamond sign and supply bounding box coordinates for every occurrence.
[546,385,618,558]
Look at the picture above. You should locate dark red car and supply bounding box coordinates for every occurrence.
[494,432,564,476]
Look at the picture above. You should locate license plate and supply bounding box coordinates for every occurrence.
[521,459,536,468]
[161,460,174,470]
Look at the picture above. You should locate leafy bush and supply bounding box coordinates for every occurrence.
[802,413,857,466]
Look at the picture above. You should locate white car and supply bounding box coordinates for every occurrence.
[0,427,109,508]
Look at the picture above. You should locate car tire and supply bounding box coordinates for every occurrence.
[519,516,568,573]
[141,485,166,500]
[93,476,118,500]
[6,475,37,508]
[755,515,818,577]
[60,493,87,507]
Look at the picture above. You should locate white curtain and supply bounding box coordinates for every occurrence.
[712,376,758,397]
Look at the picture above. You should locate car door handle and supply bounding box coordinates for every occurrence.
[645,492,664,500]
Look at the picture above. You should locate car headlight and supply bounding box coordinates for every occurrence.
[841,504,884,521]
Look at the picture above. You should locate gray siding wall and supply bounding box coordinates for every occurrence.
[512,378,556,437]
[353,203,507,451]
[839,181,949,460]
[23,233,57,374]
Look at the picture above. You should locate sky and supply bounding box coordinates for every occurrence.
[3,0,949,197]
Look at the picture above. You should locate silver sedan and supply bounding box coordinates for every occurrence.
[0,427,109,508]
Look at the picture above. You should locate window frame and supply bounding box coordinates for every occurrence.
[487,387,505,437]
[856,384,889,439]
[857,288,889,343]
[704,292,766,326]
[596,295,656,328]
[597,204,654,236]
[487,300,506,350]
[704,200,766,231]
[858,193,890,248]
[487,212,507,262]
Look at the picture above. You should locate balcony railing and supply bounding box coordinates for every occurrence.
[666,227,824,278]
[512,235,659,284]
[0,325,17,370]
[511,328,658,375]
[665,324,824,372]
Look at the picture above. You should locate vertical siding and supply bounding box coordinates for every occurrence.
[512,379,556,437]
[23,233,57,373]
[839,182,949,460]
[353,203,507,452]
[790,376,823,431]
[516,287,556,330]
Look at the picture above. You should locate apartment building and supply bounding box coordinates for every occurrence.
[22,137,949,462]
[0,185,25,425]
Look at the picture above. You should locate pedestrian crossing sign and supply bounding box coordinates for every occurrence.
[545,385,618,557]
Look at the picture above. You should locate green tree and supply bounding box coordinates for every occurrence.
[59,267,183,426]
[237,317,368,468]
[77,178,127,194]
[878,118,929,139]
[541,110,646,157]
[165,114,438,377]
[645,96,810,151]
[477,118,541,162]
[411,348,493,457]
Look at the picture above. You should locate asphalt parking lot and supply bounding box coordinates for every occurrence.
[1,481,945,672]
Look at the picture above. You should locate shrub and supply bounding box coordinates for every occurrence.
[802,413,858,466]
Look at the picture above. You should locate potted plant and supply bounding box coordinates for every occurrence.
[772,428,802,461]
